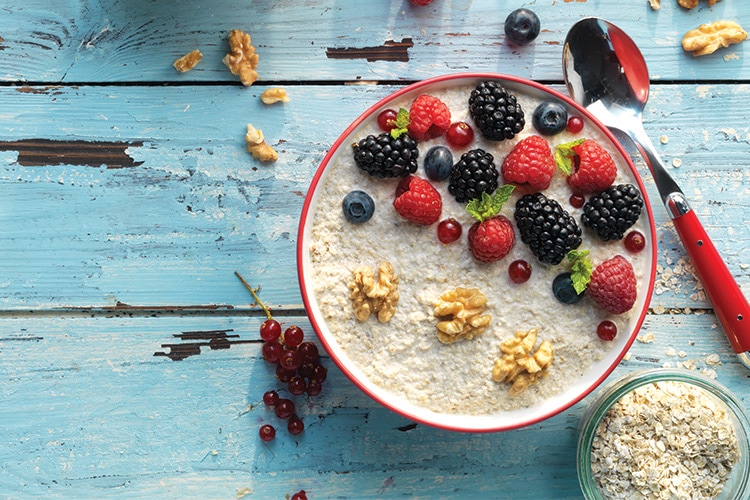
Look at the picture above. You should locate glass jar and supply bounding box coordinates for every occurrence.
[577,368,750,500]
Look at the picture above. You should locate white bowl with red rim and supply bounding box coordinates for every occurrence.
[297,73,657,432]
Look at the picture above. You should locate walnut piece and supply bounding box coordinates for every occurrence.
[433,287,491,344]
[261,88,290,104]
[173,50,203,72]
[677,0,720,8]
[649,0,660,9]
[245,124,278,163]
[349,262,399,323]
[492,328,554,396]
[682,20,747,56]
[222,29,259,86]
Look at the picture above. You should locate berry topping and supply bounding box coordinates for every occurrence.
[466,186,516,262]
[448,148,500,203]
[552,273,584,304]
[393,175,443,226]
[508,259,532,284]
[260,318,281,342]
[588,255,638,314]
[556,139,617,194]
[408,94,451,141]
[582,184,644,241]
[624,230,646,253]
[501,135,556,190]
[504,8,541,45]
[353,132,419,178]
[514,193,583,265]
[437,218,463,244]
[259,424,276,442]
[469,81,525,141]
[377,109,398,132]
[569,194,586,209]
[409,0,434,5]
[423,145,453,182]
[597,320,618,341]
[446,121,475,148]
[290,490,308,500]
[567,116,584,134]
[342,190,375,224]
[532,101,568,136]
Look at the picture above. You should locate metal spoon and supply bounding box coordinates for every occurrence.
[563,17,750,369]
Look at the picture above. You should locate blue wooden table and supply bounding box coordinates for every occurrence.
[1,1,749,498]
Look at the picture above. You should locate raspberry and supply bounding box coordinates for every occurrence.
[587,255,637,314]
[407,94,451,141]
[556,139,617,194]
[501,135,555,190]
[466,185,516,262]
[393,175,442,226]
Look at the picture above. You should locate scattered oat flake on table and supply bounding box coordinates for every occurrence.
[637,332,655,343]
[173,50,203,72]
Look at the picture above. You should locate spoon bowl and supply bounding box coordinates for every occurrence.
[563,18,750,368]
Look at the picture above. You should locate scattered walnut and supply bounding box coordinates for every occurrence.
[261,88,290,104]
[492,328,553,396]
[682,20,747,56]
[222,29,259,86]
[349,262,399,323]
[677,0,720,8]
[173,50,203,73]
[649,0,660,10]
[245,124,278,163]
[433,287,491,344]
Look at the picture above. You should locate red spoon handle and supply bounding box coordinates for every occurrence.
[671,209,750,353]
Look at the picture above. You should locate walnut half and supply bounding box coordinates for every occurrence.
[492,328,554,396]
[245,124,278,163]
[173,50,203,72]
[682,20,747,56]
[433,287,491,344]
[222,29,259,86]
[349,261,399,323]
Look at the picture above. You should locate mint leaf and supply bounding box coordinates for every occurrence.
[555,138,585,176]
[567,249,592,294]
[466,185,515,222]
[390,108,411,139]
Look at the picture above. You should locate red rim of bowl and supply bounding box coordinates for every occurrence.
[296,72,658,432]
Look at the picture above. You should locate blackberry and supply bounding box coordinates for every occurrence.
[352,132,419,178]
[514,193,582,265]
[468,81,526,141]
[582,184,643,241]
[448,148,499,203]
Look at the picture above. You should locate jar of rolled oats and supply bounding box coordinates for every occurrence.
[577,368,750,500]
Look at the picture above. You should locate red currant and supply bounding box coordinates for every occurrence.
[274,398,296,419]
[284,326,304,347]
[307,378,322,397]
[377,109,398,132]
[437,218,462,244]
[259,319,281,342]
[445,122,474,148]
[262,341,284,363]
[298,342,319,364]
[597,320,617,341]
[313,365,328,383]
[287,415,305,436]
[569,194,585,209]
[263,390,279,407]
[508,259,532,284]
[288,376,307,395]
[279,349,302,371]
[291,490,308,500]
[624,230,646,253]
[259,424,276,442]
[567,116,584,134]
[276,364,296,383]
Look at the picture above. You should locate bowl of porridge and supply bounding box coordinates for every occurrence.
[577,368,750,499]
[297,73,657,432]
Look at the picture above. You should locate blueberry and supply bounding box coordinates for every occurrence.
[533,101,568,136]
[504,8,541,46]
[423,146,453,182]
[552,272,584,304]
[342,190,375,224]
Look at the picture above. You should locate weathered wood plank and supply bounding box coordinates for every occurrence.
[0,312,746,498]
[1,83,748,310]
[0,0,747,84]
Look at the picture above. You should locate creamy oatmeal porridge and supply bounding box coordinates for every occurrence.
[303,76,654,419]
